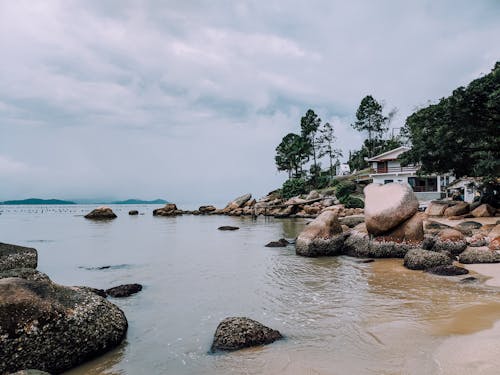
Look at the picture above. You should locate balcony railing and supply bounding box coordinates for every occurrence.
[412,186,438,192]
[373,165,418,174]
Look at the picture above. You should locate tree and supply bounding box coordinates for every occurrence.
[318,122,342,179]
[352,95,388,157]
[275,133,311,178]
[400,62,500,178]
[300,109,322,172]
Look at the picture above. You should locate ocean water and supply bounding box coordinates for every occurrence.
[2,205,500,375]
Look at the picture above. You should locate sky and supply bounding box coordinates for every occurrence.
[1,0,499,205]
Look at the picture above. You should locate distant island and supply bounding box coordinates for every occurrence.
[0,198,76,205]
[111,199,168,205]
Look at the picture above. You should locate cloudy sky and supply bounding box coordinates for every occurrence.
[1,1,499,204]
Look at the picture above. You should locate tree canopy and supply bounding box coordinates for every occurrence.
[275,133,311,178]
[401,62,500,177]
[351,95,388,156]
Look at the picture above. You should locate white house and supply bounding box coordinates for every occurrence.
[336,163,351,176]
[366,146,455,201]
[445,177,480,203]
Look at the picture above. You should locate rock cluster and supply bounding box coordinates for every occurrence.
[426,200,498,219]
[0,243,128,374]
[84,206,117,220]
[210,317,282,352]
[153,203,182,216]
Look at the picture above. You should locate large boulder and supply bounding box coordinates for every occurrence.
[377,213,424,243]
[228,194,252,209]
[489,237,500,251]
[84,206,117,220]
[0,243,37,271]
[444,202,470,217]
[403,249,453,270]
[459,247,500,264]
[153,204,179,216]
[488,224,500,240]
[0,277,127,374]
[432,229,467,255]
[471,204,496,218]
[364,183,419,235]
[425,201,449,216]
[210,317,282,352]
[199,205,217,214]
[295,211,346,257]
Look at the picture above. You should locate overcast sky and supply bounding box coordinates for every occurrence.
[1,1,499,204]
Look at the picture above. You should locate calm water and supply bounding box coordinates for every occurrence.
[2,205,500,375]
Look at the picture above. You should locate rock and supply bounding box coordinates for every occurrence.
[273,206,296,218]
[422,235,436,250]
[9,370,51,375]
[84,206,117,220]
[265,239,289,248]
[106,283,142,297]
[458,247,500,264]
[460,276,479,283]
[226,193,252,209]
[244,199,256,207]
[364,183,419,236]
[432,229,467,255]
[306,190,320,200]
[357,259,375,263]
[457,221,483,230]
[425,265,469,276]
[339,215,365,228]
[76,286,108,298]
[377,213,424,243]
[403,249,453,270]
[153,204,179,216]
[303,205,321,215]
[0,268,50,282]
[489,237,500,251]
[468,233,488,247]
[471,204,496,218]
[218,226,240,231]
[424,221,451,233]
[210,317,282,352]
[0,243,37,271]
[199,205,217,214]
[425,201,449,216]
[128,210,139,215]
[444,202,470,217]
[295,211,346,257]
[488,224,500,240]
[341,224,350,232]
[0,277,127,374]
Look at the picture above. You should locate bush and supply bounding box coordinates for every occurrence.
[282,178,307,199]
[339,195,365,209]
[336,181,356,198]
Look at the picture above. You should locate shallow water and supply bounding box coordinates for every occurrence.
[2,205,500,375]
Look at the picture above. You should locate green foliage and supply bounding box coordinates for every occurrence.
[352,95,388,156]
[275,133,311,178]
[282,178,307,199]
[401,62,500,177]
[335,181,356,198]
[318,122,342,178]
[300,109,322,171]
[478,177,500,208]
[339,195,365,209]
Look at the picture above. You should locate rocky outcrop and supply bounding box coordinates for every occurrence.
[0,277,127,374]
[444,202,470,217]
[153,204,181,216]
[210,317,282,352]
[403,249,453,270]
[425,201,449,216]
[128,210,139,215]
[364,183,419,236]
[84,206,117,220]
[471,204,496,218]
[459,247,500,264]
[425,265,469,276]
[295,211,347,257]
[0,268,50,282]
[377,213,424,243]
[199,205,217,214]
[432,229,468,255]
[106,283,142,298]
[0,243,37,271]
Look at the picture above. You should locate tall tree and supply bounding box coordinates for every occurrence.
[318,122,342,179]
[300,109,321,172]
[275,133,311,178]
[400,62,500,178]
[351,95,388,157]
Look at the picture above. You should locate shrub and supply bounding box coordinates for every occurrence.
[282,178,307,199]
[339,195,365,209]
[336,181,356,198]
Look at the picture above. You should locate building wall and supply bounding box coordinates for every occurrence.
[372,174,409,185]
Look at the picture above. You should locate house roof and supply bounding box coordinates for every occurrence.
[366,146,410,162]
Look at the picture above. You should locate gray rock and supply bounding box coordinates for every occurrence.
[265,239,289,248]
[404,249,453,270]
[0,268,50,282]
[128,210,139,215]
[232,194,252,208]
[339,215,365,228]
[218,226,239,231]
[0,277,127,374]
[84,206,117,220]
[457,221,483,230]
[458,247,500,264]
[0,242,37,271]
[211,317,282,352]
[425,265,469,276]
[106,283,142,298]
[343,230,419,258]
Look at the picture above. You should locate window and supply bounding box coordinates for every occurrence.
[384,179,393,184]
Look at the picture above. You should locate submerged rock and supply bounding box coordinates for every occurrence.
[295,211,346,257]
[0,277,127,374]
[459,247,500,264]
[425,265,469,276]
[210,317,282,352]
[128,210,139,215]
[460,276,479,283]
[403,249,453,270]
[0,242,37,271]
[106,283,142,298]
[84,206,117,220]
[265,239,289,248]
[218,226,239,231]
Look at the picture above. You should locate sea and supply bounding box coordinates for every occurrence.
[2,204,500,375]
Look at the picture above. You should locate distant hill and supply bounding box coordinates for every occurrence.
[111,199,168,205]
[1,198,76,205]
